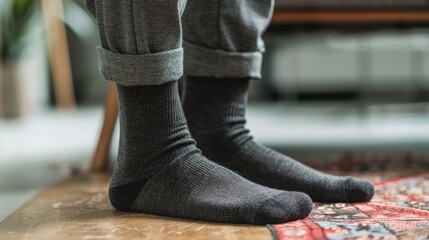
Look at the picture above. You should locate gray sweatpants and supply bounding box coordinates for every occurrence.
[86,0,274,86]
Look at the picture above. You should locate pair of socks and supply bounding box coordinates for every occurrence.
[108,77,374,225]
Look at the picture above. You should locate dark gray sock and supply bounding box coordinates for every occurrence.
[109,81,312,224]
[183,77,374,203]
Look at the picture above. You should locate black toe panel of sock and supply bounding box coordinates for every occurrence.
[345,177,375,203]
[254,192,313,224]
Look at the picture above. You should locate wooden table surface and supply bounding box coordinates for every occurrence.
[0,174,272,240]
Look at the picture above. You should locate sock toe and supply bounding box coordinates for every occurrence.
[345,177,375,203]
[253,192,312,225]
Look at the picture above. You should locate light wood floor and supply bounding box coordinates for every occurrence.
[0,174,272,240]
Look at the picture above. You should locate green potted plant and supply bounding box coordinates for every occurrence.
[1,0,39,117]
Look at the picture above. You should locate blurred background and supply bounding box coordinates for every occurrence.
[1,0,429,221]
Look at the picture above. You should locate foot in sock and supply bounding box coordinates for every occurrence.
[109,81,312,224]
[183,77,374,203]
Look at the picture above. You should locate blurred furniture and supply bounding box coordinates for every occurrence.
[267,1,429,101]
[274,0,429,25]
[90,2,429,173]
[272,11,429,25]
[0,16,3,116]
[41,0,76,109]
[91,84,118,172]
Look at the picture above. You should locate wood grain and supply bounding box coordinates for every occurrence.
[0,174,272,240]
[271,10,429,24]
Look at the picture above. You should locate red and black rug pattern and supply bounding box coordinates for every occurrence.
[268,154,429,240]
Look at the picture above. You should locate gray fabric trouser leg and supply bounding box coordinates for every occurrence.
[87,0,187,86]
[87,0,274,86]
[182,0,275,79]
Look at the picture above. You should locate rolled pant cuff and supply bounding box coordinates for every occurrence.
[183,42,263,79]
[97,46,183,86]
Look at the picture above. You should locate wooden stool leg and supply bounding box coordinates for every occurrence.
[41,0,76,110]
[0,16,3,117]
[91,84,118,173]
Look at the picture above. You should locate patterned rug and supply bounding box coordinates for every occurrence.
[268,153,429,240]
